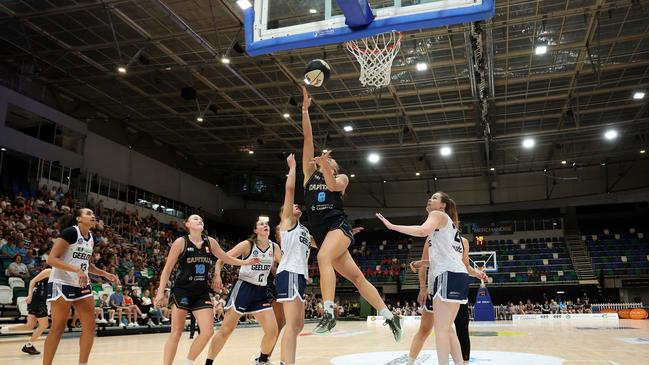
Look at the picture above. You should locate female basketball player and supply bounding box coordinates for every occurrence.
[274,153,312,365]
[377,192,486,365]
[44,208,119,365]
[154,214,259,365]
[408,235,488,365]
[205,218,282,365]
[0,267,51,355]
[300,86,401,340]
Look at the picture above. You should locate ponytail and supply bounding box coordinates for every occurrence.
[58,208,84,230]
[436,191,459,226]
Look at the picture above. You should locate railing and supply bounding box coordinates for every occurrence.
[592,303,643,311]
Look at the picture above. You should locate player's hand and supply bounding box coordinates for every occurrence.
[409,260,427,272]
[77,270,89,287]
[287,153,296,169]
[301,86,311,110]
[105,273,120,284]
[417,289,428,307]
[311,151,331,168]
[478,270,489,282]
[25,295,33,305]
[375,213,393,230]
[245,257,262,266]
[212,277,223,292]
[153,290,164,307]
[351,227,365,235]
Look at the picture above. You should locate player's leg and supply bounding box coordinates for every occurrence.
[163,304,189,365]
[186,308,215,361]
[43,297,73,365]
[74,296,97,364]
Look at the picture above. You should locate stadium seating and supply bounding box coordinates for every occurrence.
[584,231,649,277]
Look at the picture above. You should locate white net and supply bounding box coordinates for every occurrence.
[345,32,402,87]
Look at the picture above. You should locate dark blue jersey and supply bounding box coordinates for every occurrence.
[172,236,215,292]
[304,170,346,225]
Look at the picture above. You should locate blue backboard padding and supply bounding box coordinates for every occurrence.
[245,0,494,56]
[336,0,375,28]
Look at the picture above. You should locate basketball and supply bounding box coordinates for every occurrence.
[304,59,331,87]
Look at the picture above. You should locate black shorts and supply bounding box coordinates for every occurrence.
[309,215,354,247]
[170,286,212,312]
[28,301,48,318]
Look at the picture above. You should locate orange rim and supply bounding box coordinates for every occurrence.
[345,32,403,54]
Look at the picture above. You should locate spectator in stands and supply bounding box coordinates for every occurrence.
[213,294,225,323]
[542,300,551,314]
[94,296,109,324]
[122,287,145,326]
[0,238,19,257]
[8,254,30,278]
[550,299,559,314]
[122,269,137,287]
[109,286,132,327]
[99,293,116,325]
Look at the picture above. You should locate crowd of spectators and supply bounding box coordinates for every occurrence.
[495,297,593,319]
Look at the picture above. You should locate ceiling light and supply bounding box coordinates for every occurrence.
[350,174,355,178]
[283,113,290,118]
[490,167,495,171]
[164,66,172,71]
[343,125,353,132]
[535,45,547,55]
[604,129,618,140]
[641,150,646,154]
[522,138,535,149]
[543,168,547,172]
[248,150,254,154]
[221,56,230,64]
[367,153,380,164]
[236,0,252,10]
[601,163,606,166]
[440,146,452,156]
[416,62,428,71]
[633,91,646,100]
[117,66,127,74]
[561,160,567,165]
[415,172,421,176]
[196,116,204,122]
[258,215,269,222]
[0,148,6,151]
[309,8,317,14]
[383,180,387,183]
[434,177,438,181]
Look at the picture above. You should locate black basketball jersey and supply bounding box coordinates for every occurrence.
[172,236,215,292]
[31,278,48,305]
[304,170,345,225]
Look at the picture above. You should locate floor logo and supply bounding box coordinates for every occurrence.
[330,350,565,365]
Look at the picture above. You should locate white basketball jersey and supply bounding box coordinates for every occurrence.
[427,212,467,286]
[277,222,311,278]
[50,226,94,287]
[238,240,275,286]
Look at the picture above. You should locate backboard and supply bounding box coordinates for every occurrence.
[244,0,496,56]
[468,250,498,273]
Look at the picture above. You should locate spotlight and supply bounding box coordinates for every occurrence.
[117,66,127,74]
[343,125,353,132]
[415,172,420,176]
[196,116,204,122]
[309,9,317,14]
[236,0,252,10]
[604,129,618,140]
[283,113,290,118]
[221,56,231,64]
[440,146,452,156]
[350,174,355,178]
[633,91,646,100]
[248,150,254,154]
[561,160,567,165]
[416,62,428,71]
[383,180,387,183]
[522,138,535,149]
[641,150,646,154]
[368,153,380,164]
[490,167,495,171]
[535,45,547,55]
[0,148,6,151]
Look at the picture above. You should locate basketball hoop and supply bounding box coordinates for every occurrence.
[345,31,402,87]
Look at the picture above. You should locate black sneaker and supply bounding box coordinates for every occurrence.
[384,314,402,342]
[22,344,40,355]
[312,312,336,334]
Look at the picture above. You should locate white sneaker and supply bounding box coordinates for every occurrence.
[161,317,169,322]
[109,319,116,324]
[100,319,108,324]
[128,322,137,327]
[147,319,155,326]
[95,318,101,324]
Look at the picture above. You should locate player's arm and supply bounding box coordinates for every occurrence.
[25,268,51,302]
[209,237,257,267]
[280,153,297,231]
[301,86,316,182]
[377,210,446,238]
[274,243,282,264]
[89,263,119,284]
[462,237,488,281]
[317,154,349,192]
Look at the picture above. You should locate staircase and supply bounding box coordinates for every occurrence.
[565,231,598,284]
[401,240,426,290]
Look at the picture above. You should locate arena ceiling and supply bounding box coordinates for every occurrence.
[1,0,648,189]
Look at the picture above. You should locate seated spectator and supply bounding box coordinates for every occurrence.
[213,294,225,323]
[122,288,145,326]
[7,255,30,278]
[109,286,132,327]
[95,295,109,324]
[0,239,19,258]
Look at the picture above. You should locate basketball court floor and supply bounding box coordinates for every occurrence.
[0,319,647,364]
